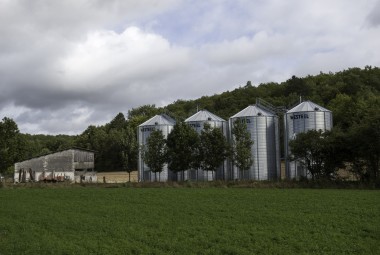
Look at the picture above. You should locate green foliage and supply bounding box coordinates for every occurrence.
[231,119,254,174]
[120,126,139,182]
[166,121,200,173]
[142,129,167,179]
[289,130,344,180]
[0,188,379,254]
[199,123,230,174]
[0,117,25,174]
[75,113,138,172]
[106,112,127,131]
[17,133,76,160]
[346,100,380,182]
[8,66,380,181]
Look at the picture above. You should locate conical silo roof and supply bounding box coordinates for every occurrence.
[230,105,274,118]
[287,101,330,113]
[139,114,175,127]
[185,110,225,122]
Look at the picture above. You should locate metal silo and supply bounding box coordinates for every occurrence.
[229,105,280,180]
[284,100,333,179]
[183,110,228,181]
[138,114,176,182]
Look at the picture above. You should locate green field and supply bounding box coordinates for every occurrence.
[0,187,379,254]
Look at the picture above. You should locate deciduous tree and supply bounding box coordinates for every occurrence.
[120,126,138,182]
[142,129,167,181]
[231,119,253,178]
[166,121,200,179]
[199,123,230,179]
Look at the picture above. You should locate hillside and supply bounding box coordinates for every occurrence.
[1,66,379,178]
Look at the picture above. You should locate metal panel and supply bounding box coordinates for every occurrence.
[138,115,175,182]
[229,108,280,181]
[284,101,333,180]
[184,114,228,181]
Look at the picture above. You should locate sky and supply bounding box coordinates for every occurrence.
[1,0,379,135]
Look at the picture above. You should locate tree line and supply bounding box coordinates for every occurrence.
[142,120,251,181]
[0,66,379,182]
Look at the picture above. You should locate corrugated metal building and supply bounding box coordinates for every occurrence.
[284,100,333,179]
[229,105,280,180]
[184,110,228,181]
[138,114,176,182]
[14,148,96,183]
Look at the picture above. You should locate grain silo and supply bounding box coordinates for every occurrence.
[229,105,280,180]
[183,110,228,181]
[284,100,333,179]
[138,114,175,182]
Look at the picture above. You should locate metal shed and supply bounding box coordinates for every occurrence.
[138,114,176,182]
[184,110,228,181]
[229,105,280,180]
[284,100,333,179]
[14,148,96,183]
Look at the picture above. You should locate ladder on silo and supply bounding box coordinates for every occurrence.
[256,98,287,114]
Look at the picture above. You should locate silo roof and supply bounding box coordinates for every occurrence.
[185,110,225,122]
[139,114,176,127]
[230,105,275,118]
[287,100,331,113]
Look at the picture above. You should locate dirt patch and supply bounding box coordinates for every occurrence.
[97,171,138,183]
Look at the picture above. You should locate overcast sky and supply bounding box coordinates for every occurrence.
[1,0,379,135]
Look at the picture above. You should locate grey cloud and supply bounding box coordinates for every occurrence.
[367,1,380,27]
[1,1,380,134]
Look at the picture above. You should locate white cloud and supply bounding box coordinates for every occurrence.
[0,0,379,134]
[59,27,190,90]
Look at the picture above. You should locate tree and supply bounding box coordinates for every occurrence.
[0,117,25,175]
[166,121,200,179]
[199,123,230,179]
[120,126,138,182]
[288,130,343,180]
[142,129,167,181]
[107,112,127,131]
[289,130,324,179]
[231,119,253,179]
[347,105,380,182]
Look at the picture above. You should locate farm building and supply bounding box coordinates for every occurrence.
[284,100,333,179]
[14,148,96,183]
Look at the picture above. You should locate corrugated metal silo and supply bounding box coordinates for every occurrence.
[229,105,280,180]
[284,100,333,179]
[138,114,176,182]
[183,110,228,181]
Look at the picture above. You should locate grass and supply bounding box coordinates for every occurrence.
[0,186,379,254]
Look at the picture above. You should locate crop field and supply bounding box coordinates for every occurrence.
[0,187,379,255]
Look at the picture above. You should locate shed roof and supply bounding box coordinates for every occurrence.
[15,147,95,163]
[287,100,330,113]
[230,105,275,118]
[139,114,176,127]
[185,110,225,122]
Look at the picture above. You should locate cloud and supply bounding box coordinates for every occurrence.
[367,1,380,27]
[0,0,379,134]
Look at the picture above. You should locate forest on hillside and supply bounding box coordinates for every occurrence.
[1,66,379,181]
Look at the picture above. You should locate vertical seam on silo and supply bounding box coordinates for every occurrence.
[256,117,259,180]
[265,116,268,180]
